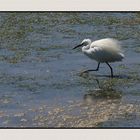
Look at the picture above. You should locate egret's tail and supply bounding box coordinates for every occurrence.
[118,53,125,61]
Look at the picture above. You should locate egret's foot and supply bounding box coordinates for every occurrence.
[82,69,99,73]
[79,69,99,77]
[110,72,114,78]
[79,70,89,77]
[81,70,90,74]
[80,63,100,76]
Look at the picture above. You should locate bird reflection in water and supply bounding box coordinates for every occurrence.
[83,78,122,103]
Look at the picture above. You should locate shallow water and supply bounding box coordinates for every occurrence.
[0,12,140,127]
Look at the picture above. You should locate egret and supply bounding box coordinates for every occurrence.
[73,38,124,78]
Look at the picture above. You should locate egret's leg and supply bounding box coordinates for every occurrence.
[82,62,100,73]
[106,62,113,78]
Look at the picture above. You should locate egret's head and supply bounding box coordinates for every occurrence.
[81,39,91,46]
[73,39,91,49]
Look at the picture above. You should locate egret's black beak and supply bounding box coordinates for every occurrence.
[73,43,84,49]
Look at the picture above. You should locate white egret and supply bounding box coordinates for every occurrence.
[73,38,124,78]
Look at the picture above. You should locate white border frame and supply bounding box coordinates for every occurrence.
[0,0,140,11]
[0,129,140,140]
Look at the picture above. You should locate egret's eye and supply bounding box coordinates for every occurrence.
[82,41,88,46]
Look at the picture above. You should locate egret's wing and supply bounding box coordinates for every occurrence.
[88,40,124,62]
[90,38,123,53]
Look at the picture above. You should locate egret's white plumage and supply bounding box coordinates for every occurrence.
[73,38,124,77]
[81,38,124,62]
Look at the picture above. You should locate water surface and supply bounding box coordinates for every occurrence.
[0,12,140,127]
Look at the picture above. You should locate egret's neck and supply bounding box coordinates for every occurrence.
[82,45,90,52]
